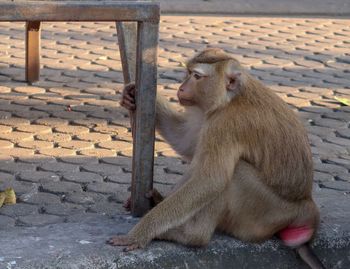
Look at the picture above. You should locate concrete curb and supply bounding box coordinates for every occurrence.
[1,189,349,269]
[0,216,349,269]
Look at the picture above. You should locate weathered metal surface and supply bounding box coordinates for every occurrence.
[0,1,160,22]
[116,22,137,84]
[25,21,41,83]
[116,21,137,136]
[116,22,138,214]
[131,21,159,217]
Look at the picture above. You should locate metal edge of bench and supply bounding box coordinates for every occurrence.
[0,1,160,22]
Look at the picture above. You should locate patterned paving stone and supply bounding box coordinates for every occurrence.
[0,131,33,142]
[15,124,52,134]
[58,156,99,165]
[17,214,63,227]
[42,202,85,216]
[40,181,82,195]
[38,148,76,157]
[87,201,125,216]
[57,140,95,150]
[86,182,128,197]
[62,172,104,184]
[17,140,54,150]
[0,215,16,228]
[0,178,38,194]
[0,162,37,173]
[75,132,111,142]
[0,17,349,227]
[78,148,117,157]
[39,162,80,173]
[0,203,38,217]
[63,192,105,206]
[0,140,13,148]
[19,191,61,205]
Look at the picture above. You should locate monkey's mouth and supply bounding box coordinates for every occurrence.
[179,98,195,106]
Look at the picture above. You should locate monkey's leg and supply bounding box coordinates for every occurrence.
[219,161,325,268]
[218,161,298,242]
[156,200,223,247]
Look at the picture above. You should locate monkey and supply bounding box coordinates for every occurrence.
[109,48,326,269]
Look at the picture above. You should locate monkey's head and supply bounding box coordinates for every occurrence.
[178,48,244,111]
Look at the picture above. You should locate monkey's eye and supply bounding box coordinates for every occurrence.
[193,73,202,80]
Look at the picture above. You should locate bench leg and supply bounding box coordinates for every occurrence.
[130,21,159,217]
[116,22,137,137]
[116,22,137,83]
[25,21,41,83]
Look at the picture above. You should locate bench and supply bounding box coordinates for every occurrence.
[0,1,160,217]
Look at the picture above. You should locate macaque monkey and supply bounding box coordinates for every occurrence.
[109,48,325,269]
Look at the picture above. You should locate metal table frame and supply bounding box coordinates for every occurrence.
[0,1,160,217]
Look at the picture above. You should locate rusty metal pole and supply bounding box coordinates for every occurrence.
[116,22,137,137]
[130,20,159,216]
[25,21,41,83]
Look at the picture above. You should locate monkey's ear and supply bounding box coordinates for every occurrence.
[226,71,241,92]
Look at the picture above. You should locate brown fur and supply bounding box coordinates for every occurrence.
[110,49,320,260]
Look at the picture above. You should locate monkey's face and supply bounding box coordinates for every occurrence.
[178,68,205,107]
[178,63,220,108]
[178,48,245,111]
[178,62,242,111]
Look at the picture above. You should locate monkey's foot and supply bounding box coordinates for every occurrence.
[145,188,164,205]
[123,189,164,212]
[106,235,141,251]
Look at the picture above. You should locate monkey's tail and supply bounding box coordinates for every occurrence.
[295,243,326,269]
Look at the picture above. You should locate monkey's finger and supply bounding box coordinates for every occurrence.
[120,100,129,109]
[124,86,136,95]
[123,243,140,252]
[126,82,135,86]
[120,100,136,111]
[124,101,136,110]
[125,86,135,94]
[106,236,130,246]
[124,83,135,91]
[122,95,135,104]
[124,103,136,111]
[124,94,135,103]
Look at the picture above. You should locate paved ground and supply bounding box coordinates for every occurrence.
[159,0,350,16]
[0,16,349,268]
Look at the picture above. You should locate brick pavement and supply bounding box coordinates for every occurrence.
[0,16,349,229]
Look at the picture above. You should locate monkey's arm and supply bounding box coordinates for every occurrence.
[121,83,190,157]
[108,124,240,249]
[156,95,190,156]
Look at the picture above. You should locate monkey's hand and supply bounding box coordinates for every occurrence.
[120,83,136,111]
[107,234,142,252]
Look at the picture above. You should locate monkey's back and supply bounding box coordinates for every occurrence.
[228,79,314,201]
